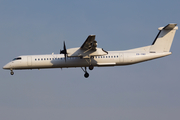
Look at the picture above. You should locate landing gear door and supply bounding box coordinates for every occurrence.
[27,56,32,66]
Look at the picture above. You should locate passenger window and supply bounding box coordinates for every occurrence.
[41,58,43,60]
[35,59,37,61]
[38,59,40,61]
[47,58,48,60]
[44,58,46,60]
[49,58,51,60]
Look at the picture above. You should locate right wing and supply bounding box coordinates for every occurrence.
[67,35,108,58]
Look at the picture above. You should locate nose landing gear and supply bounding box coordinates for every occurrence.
[10,69,14,75]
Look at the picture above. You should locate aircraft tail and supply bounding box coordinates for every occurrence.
[150,23,178,53]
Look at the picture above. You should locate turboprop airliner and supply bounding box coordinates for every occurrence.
[3,23,178,78]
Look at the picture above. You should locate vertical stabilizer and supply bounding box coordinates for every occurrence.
[150,23,178,53]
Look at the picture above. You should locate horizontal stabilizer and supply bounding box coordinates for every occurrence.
[158,23,177,30]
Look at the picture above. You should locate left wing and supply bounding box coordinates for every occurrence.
[80,35,97,50]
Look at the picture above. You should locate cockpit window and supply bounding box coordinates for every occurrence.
[13,57,22,61]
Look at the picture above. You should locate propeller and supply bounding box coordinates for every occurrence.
[60,41,67,61]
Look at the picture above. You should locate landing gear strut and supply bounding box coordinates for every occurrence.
[81,65,94,78]
[81,67,89,78]
[10,69,14,75]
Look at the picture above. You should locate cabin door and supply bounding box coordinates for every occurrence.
[27,56,32,66]
[119,53,123,63]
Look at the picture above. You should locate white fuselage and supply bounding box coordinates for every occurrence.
[3,23,177,78]
[3,51,171,70]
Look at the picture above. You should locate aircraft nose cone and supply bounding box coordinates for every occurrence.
[3,64,10,69]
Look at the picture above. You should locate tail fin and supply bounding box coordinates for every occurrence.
[150,23,178,53]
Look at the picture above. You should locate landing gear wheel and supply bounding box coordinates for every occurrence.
[84,72,89,78]
[81,67,90,78]
[89,65,94,70]
[10,71,14,75]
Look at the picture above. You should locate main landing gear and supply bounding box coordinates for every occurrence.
[81,65,94,78]
[10,69,14,75]
[89,65,94,70]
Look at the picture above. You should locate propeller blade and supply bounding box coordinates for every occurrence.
[63,41,67,62]
[63,41,67,54]
[60,41,67,62]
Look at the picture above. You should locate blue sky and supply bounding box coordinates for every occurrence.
[0,0,180,120]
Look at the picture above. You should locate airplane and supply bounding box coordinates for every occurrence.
[3,23,178,78]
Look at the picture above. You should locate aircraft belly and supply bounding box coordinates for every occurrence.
[50,59,89,68]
